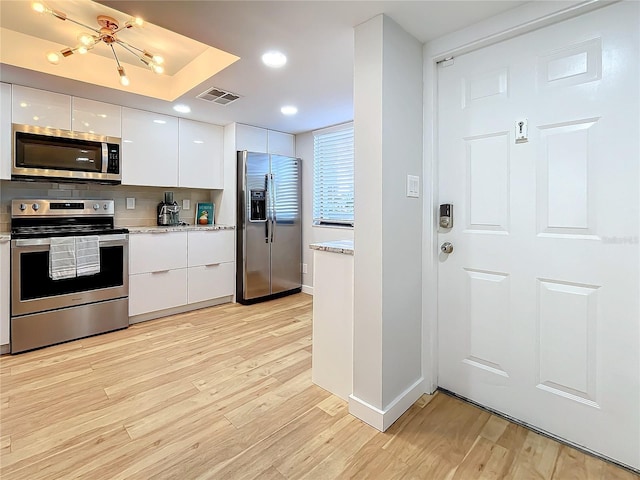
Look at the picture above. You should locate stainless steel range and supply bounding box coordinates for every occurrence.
[10,199,129,353]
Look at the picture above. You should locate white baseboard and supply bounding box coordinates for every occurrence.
[349,377,425,431]
[129,296,232,324]
[301,285,314,295]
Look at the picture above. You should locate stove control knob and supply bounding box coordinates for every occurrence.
[32,203,40,211]
[93,203,100,211]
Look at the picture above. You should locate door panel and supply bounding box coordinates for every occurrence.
[270,155,301,294]
[437,2,639,469]
[240,152,271,300]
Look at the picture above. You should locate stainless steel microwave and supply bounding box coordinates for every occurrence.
[12,124,122,184]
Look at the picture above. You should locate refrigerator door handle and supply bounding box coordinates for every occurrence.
[270,173,276,243]
[263,174,270,243]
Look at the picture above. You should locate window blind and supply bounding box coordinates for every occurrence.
[313,123,354,226]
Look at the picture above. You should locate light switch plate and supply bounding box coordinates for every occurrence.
[407,175,420,198]
[126,197,135,210]
[183,199,191,210]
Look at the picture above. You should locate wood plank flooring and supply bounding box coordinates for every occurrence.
[0,293,636,479]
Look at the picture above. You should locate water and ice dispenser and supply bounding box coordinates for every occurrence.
[250,189,266,221]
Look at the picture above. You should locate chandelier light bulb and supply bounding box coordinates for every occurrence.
[77,45,89,55]
[77,33,94,46]
[46,51,60,65]
[132,17,144,27]
[32,2,46,13]
[152,55,164,65]
[118,66,130,86]
[151,63,164,74]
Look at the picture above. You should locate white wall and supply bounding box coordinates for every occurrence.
[296,130,354,292]
[351,14,423,430]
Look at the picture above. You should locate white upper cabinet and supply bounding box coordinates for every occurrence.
[236,123,268,152]
[1,83,11,180]
[179,118,224,189]
[121,107,179,187]
[236,123,295,156]
[72,98,122,137]
[267,130,295,157]
[11,85,71,130]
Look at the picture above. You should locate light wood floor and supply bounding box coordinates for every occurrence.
[0,293,636,479]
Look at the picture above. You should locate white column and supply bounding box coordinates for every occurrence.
[350,14,424,430]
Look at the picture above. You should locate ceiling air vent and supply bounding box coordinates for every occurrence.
[197,87,242,106]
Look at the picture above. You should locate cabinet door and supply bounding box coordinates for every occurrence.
[187,230,235,267]
[72,98,122,137]
[179,119,223,189]
[129,269,188,316]
[187,262,235,304]
[0,83,11,180]
[129,232,187,274]
[236,123,268,152]
[121,108,178,187]
[12,85,71,130]
[268,130,295,156]
[0,242,9,346]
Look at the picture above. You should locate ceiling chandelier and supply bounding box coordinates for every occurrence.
[32,2,165,87]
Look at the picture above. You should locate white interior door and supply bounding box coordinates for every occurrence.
[437,2,639,470]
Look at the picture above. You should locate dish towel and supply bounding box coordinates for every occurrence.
[76,235,101,277]
[49,237,77,280]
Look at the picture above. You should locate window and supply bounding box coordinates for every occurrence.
[313,123,354,227]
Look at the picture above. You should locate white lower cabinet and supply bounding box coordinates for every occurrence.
[129,269,188,316]
[188,262,235,304]
[129,230,235,319]
[128,232,188,317]
[187,230,235,304]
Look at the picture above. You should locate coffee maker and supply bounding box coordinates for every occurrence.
[157,191,181,226]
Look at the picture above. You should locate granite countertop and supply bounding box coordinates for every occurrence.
[0,233,10,243]
[309,239,354,255]
[126,224,235,234]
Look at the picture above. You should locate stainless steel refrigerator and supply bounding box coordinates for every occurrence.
[236,151,302,304]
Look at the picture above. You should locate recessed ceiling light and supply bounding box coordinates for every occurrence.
[281,105,298,115]
[173,104,191,114]
[262,50,287,68]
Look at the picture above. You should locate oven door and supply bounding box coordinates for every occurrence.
[11,234,128,317]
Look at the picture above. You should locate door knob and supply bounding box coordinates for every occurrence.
[441,242,453,254]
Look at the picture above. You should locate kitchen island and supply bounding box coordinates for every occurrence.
[309,239,353,400]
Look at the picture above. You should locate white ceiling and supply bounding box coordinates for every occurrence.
[0,1,528,134]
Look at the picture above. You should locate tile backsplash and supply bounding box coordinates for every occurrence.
[0,180,214,231]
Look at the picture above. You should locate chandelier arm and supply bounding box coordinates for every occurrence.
[61,16,101,34]
[115,41,149,65]
[116,39,146,56]
[109,44,123,68]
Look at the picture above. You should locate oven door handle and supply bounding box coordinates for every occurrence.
[13,234,128,248]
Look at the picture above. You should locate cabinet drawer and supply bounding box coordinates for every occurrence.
[130,232,187,274]
[187,262,235,304]
[187,230,234,267]
[129,269,187,316]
